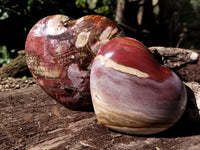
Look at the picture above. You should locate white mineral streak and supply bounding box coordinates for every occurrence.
[91,39,110,54]
[45,15,69,36]
[71,17,84,30]
[111,27,119,36]
[75,17,84,25]
[75,31,91,48]
[190,52,199,61]
[96,55,149,78]
[99,26,113,40]
[91,26,120,54]
[56,40,71,53]
[33,65,60,79]
[33,23,45,37]
[68,63,88,88]
[28,58,60,79]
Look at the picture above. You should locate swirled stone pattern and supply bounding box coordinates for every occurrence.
[90,37,187,135]
[25,15,124,109]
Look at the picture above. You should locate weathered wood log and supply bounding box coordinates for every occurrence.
[0,50,31,78]
[0,83,200,150]
[183,82,200,122]
[149,46,199,69]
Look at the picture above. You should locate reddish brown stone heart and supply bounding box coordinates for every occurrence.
[90,37,187,134]
[25,14,124,109]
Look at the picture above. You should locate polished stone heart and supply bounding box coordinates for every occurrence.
[25,14,124,109]
[90,37,187,134]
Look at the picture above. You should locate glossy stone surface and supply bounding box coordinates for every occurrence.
[25,14,124,109]
[90,37,187,135]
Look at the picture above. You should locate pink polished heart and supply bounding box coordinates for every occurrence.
[25,14,124,109]
[90,37,187,135]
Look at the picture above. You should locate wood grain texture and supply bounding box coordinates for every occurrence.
[0,84,200,150]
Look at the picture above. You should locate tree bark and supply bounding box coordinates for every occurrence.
[0,50,31,78]
[0,83,200,149]
[149,46,199,69]
[115,0,139,28]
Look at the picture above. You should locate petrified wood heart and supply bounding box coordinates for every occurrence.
[25,14,124,109]
[90,37,187,135]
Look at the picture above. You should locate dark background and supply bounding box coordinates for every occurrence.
[0,0,200,66]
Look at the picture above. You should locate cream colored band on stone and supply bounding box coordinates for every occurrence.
[96,55,149,78]
[33,64,60,79]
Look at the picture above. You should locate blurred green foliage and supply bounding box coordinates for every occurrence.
[75,0,116,16]
[0,0,200,66]
[190,0,200,18]
[0,46,14,67]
